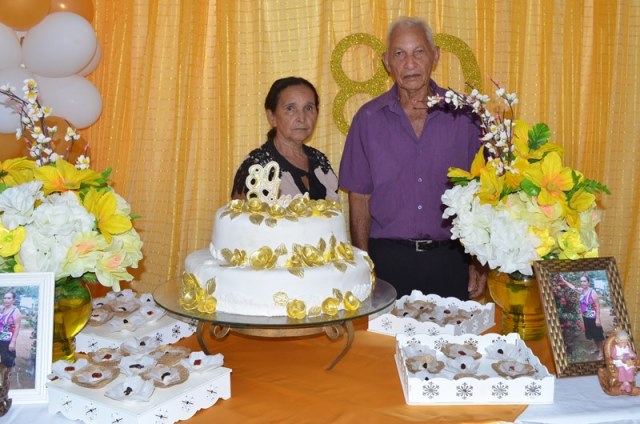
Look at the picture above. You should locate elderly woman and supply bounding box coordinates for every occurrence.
[231,77,338,201]
[0,291,21,369]
[610,330,637,393]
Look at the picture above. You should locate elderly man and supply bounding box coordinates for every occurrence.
[339,17,486,299]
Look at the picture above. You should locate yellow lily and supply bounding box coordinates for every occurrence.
[477,167,504,205]
[34,159,101,195]
[447,147,486,181]
[83,188,132,243]
[512,120,564,161]
[524,152,573,207]
[569,188,596,214]
[0,223,26,257]
[0,157,36,186]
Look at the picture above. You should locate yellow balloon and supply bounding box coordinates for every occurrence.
[0,0,50,31]
[49,0,95,23]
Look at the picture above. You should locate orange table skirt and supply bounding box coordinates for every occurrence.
[174,318,554,423]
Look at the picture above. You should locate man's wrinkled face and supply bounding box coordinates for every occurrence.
[383,25,439,93]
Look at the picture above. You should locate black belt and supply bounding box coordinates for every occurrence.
[384,238,454,252]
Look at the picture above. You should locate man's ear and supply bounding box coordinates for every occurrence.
[382,51,390,74]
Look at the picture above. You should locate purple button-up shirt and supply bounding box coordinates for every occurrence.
[339,80,481,240]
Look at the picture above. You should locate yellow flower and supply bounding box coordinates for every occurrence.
[530,227,555,258]
[286,299,307,319]
[477,167,504,205]
[34,159,101,195]
[0,158,35,186]
[343,291,362,311]
[249,246,278,270]
[321,297,340,316]
[568,188,596,214]
[268,204,286,219]
[447,147,485,181]
[83,188,133,243]
[557,228,588,260]
[524,152,573,207]
[179,273,203,311]
[95,250,133,291]
[112,229,143,267]
[0,223,26,257]
[61,232,107,277]
[512,120,564,161]
[197,294,217,314]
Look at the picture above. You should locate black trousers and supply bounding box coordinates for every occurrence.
[368,238,470,300]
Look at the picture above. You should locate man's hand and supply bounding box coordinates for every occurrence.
[468,259,488,299]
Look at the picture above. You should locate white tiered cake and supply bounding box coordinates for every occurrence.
[181,162,375,318]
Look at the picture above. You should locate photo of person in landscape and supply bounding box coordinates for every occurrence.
[550,270,615,363]
[0,287,38,390]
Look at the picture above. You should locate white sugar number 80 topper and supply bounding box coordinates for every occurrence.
[245,161,281,203]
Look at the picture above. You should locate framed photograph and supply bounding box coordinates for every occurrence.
[1,272,54,404]
[534,257,634,377]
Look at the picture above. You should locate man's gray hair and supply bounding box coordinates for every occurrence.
[387,17,436,51]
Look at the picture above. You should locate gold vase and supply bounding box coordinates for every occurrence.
[487,270,547,341]
[52,277,93,362]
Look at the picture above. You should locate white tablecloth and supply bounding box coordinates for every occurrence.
[516,375,640,424]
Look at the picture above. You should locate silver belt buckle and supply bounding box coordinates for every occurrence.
[414,240,433,252]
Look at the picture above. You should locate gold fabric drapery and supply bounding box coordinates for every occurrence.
[2,1,638,341]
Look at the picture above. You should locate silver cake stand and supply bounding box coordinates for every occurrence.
[153,279,396,370]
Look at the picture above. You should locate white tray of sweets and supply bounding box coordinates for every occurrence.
[48,346,230,424]
[395,333,554,405]
[368,290,495,336]
[76,289,196,352]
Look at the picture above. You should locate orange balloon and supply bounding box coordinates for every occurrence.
[0,132,28,160]
[49,0,94,23]
[0,0,50,31]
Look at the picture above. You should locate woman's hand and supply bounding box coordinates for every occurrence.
[8,341,16,352]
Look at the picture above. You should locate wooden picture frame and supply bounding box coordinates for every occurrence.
[534,257,634,378]
[1,273,54,404]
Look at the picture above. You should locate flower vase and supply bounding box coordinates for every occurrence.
[52,277,93,362]
[487,270,547,341]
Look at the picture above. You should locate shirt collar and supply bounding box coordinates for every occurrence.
[378,79,445,114]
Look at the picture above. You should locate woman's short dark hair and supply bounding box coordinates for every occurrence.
[264,76,319,141]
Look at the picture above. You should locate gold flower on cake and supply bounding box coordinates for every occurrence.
[286,299,307,319]
[178,273,203,311]
[220,196,341,227]
[220,248,248,267]
[249,246,279,270]
[179,273,217,313]
[343,291,362,311]
[321,297,340,316]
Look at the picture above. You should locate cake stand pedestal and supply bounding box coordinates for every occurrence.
[153,280,396,370]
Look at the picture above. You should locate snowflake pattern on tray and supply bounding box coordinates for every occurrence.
[395,333,554,405]
[422,381,440,399]
[403,322,417,336]
[525,382,542,397]
[381,317,393,331]
[456,382,473,400]
[491,381,509,399]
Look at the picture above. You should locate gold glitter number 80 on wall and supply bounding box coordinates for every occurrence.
[331,32,482,135]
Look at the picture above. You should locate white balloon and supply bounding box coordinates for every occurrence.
[77,42,101,76]
[0,67,34,134]
[36,75,102,128]
[0,24,21,70]
[23,12,97,78]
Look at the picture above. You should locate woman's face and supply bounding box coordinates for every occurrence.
[2,293,14,307]
[266,85,318,145]
[580,277,589,289]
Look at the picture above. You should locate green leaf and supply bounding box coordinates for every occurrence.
[520,178,540,196]
[528,123,551,150]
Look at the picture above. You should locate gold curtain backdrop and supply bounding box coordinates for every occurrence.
[2,1,638,340]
